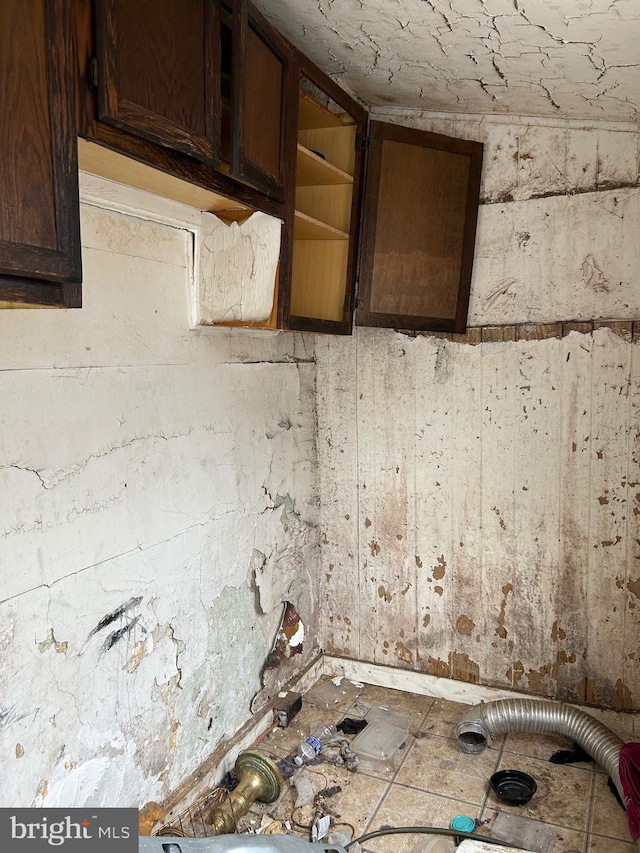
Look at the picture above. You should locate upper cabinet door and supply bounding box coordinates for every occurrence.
[357,121,483,334]
[0,0,81,306]
[230,1,292,202]
[94,0,221,164]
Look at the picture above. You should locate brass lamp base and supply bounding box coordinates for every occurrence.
[207,750,284,834]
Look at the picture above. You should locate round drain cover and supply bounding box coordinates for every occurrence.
[490,769,537,805]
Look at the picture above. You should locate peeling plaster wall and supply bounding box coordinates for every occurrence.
[316,113,640,710]
[0,193,319,807]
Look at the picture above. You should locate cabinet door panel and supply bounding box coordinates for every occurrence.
[231,1,291,201]
[95,0,220,164]
[0,0,81,305]
[357,121,483,334]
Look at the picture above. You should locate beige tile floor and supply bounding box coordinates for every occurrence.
[237,680,638,853]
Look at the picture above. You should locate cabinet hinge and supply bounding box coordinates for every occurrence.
[89,57,99,90]
[355,131,368,154]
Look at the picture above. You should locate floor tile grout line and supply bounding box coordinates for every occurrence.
[383,778,492,811]
[361,696,468,841]
[584,764,598,852]
[480,733,507,822]
[361,775,396,837]
[286,687,635,849]
[362,722,423,835]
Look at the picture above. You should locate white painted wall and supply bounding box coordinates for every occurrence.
[0,183,319,808]
[2,111,639,814]
[317,113,640,710]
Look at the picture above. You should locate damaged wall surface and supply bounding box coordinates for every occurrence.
[316,114,640,710]
[0,183,319,808]
[253,0,640,123]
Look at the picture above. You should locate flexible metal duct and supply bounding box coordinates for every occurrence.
[455,698,625,799]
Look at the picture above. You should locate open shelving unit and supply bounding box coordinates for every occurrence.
[290,90,357,325]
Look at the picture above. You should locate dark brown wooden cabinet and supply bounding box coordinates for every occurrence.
[284,56,367,336]
[0,0,82,307]
[1,1,482,324]
[357,121,483,334]
[84,0,293,207]
[230,1,293,202]
[94,0,221,164]
[281,55,483,336]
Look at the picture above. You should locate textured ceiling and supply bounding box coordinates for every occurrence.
[253,0,640,122]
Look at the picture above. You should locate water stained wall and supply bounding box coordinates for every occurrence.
[0,187,320,808]
[317,113,640,711]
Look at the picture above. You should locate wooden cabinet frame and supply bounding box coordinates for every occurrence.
[0,0,81,307]
[281,49,483,337]
[357,121,483,334]
[94,0,221,164]
[4,0,482,321]
[283,51,367,336]
[231,1,293,202]
[79,0,293,216]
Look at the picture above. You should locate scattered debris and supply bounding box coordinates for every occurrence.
[304,677,361,710]
[337,718,368,735]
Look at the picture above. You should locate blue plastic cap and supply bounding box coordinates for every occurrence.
[449,815,476,833]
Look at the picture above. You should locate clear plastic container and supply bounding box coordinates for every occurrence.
[294,722,338,765]
[410,838,455,853]
[490,812,556,853]
[364,704,411,731]
[350,717,409,772]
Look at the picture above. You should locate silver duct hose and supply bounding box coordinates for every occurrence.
[455,698,625,800]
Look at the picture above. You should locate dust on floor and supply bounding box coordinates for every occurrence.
[180,679,640,853]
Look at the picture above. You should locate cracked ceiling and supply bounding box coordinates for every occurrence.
[253,0,640,122]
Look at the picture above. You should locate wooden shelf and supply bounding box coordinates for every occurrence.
[296,184,352,234]
[78,139,249,214]
[298,126,356,176]
[298,91,354,131]
[297,144,353,186]
[291,240,349,322]
[294,210,349,240]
